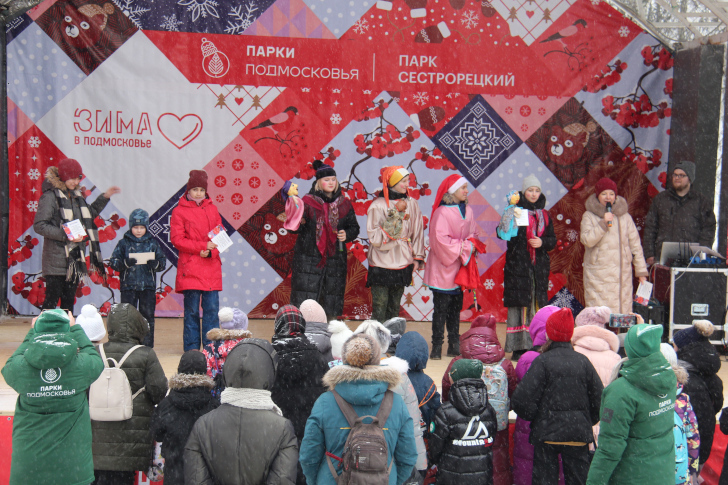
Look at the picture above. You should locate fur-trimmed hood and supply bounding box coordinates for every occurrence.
[323,364,402,391]
[381,356,409,375]
[585,194,629,217]
[169,372,215,390]
[674,362,690,385]
[206,328,252,342]
[572,324,620,353]
[42,166,70,193]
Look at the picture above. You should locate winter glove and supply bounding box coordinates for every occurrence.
[125,258,137,267]
[146,260,158,269]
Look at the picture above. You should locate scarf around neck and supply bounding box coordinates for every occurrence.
[54,188,105,283]
[303,191,349,267]
[220,387,283,415]
[526,209,549,265]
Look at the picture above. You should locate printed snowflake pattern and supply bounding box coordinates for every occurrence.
[330,113,342,124]
[591,0,600,4]
[566,229,578,242]
[179,0,219,22]
[484,279,495,290]
[26,201,38,212]
[618,26,630,37]
[413,92,429,107]
[112,0,150,29]
[27,168,41,180]
[352,18,369,35]
[28,136,40,148]
[225,3,257,35]
[160,14,183,31]
[460,10,479,29]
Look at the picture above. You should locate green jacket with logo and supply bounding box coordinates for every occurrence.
[1,321,103,485]
[586,352,677,485]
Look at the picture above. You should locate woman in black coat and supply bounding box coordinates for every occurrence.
[499,175,556,359]
[149,351,218,485]
[288,161,360,320]
[674,320,724,465]
[270,305,329,485]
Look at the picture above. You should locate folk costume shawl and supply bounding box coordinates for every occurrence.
[303,189,350,268]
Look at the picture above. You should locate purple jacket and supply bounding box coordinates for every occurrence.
[513,306,563,485]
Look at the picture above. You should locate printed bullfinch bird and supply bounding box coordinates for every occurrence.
[539,19,587,44]
[250,106,298,132]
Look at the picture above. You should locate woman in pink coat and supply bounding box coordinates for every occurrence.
[170,170,223,351]
[440,313,518,485]
[423,175,480,360]
[513,305,564,485]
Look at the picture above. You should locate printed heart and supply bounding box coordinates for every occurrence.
[421,295,430,303]
[235,97,244,105]
[526,10,534,18]
[157,113,203,149]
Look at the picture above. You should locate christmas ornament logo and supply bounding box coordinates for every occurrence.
[201,38,230,78]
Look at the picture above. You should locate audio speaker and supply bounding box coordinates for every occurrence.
[671,269,727,341]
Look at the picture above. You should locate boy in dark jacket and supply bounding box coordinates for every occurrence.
[395,331,441,428]
[512,308,603,485]
[109,208,166,347]
[429,359,498,485]
[150,350,218,485]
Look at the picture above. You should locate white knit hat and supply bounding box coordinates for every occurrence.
[328,320,354,360]
[76,304,106,342]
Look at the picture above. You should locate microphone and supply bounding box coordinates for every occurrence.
[606,202,613,228]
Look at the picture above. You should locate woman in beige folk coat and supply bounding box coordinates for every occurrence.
[581,178,648,314]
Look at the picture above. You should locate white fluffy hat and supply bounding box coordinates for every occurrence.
[76,304,106,342]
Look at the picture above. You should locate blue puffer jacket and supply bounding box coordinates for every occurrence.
[110,230,166,291]
[396,331,441,427]
[300,364,418,485]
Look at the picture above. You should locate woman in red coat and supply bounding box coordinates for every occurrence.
[170,170,223,351]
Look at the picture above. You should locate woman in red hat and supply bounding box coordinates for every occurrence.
[423,175,481,359]
[580,177,648,314]
[34,158,121,312]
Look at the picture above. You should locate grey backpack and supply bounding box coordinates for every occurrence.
[327,390,394,485]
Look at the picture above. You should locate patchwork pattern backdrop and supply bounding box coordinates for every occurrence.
[7,0,673,322]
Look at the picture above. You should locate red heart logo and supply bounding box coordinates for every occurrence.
[421,295,430,303]
[235,97,244,105]
[526,10,534,17]
[157,113,203,150]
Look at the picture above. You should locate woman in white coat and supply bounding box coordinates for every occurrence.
[580,177,648,314]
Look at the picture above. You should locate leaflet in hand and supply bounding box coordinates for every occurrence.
[208,225,233,253]
[516,209,529,226]
[634,281,653,306]
[129,252,155,265]
[62,219,87,240]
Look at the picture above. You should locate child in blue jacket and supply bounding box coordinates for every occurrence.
[395,331,441,429]
[109,209,166,347]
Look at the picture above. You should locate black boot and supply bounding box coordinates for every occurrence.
[430,344,442,360]
[447,341,460,357]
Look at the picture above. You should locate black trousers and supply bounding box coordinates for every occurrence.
[532,442,591,485]
[121,289,156,347]
[431,291,463,346]
[41,274,79,312]
[92,470,136,485]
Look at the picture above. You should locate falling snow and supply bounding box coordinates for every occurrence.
[330,113,342,124]
[618,26,630,37]
[28,136,40,148]
[352,18,369,35]
[225,2,257,35]
[460,10,479,29]
[179,0,220,22]
[112,0,150,29]
[160,14,183,31]
[413,92,429,107]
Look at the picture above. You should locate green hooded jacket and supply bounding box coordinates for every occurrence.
[586,351,677,485]
[1,310,104,485]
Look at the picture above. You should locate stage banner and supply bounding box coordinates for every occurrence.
[6,0,673,322]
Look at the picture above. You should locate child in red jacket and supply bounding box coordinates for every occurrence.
[170,170,223,351]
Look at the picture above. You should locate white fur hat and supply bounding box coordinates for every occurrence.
[76,304,106,342]
[328,320,354,360]
[354,320,392,357]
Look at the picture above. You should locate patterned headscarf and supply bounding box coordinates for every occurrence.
[273,304,307,338]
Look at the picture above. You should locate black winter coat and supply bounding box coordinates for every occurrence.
[511,342,602,444]
[149,373,218,485]
[500,193,556,307]
[718,407,728,485]
[289,187,360,319]
[109,230,167,291]
[678,341,724,464]
[429,378,498,485]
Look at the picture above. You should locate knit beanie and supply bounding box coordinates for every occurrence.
[76,304,106,341]
[546,307,574,342]
[522,174,541,193]
[673,320,714,349]
[450,358,483,382]
[313,159,336,180]
[354,320,392,357]
[34,309,72,333]
[218,307,248,330]
[673,161,696,183]
[299,299,327,324]
[177,350,208,375]
[329,320,354,359]
[58,158,83,181]
[624,324,663,358]
[594,177,618,196]
[187,169,208,192]
[342,334,381,367]
[129,209,149,229]
[575,306,611,328]
[659,343,678,368]
[274,304,306,338]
